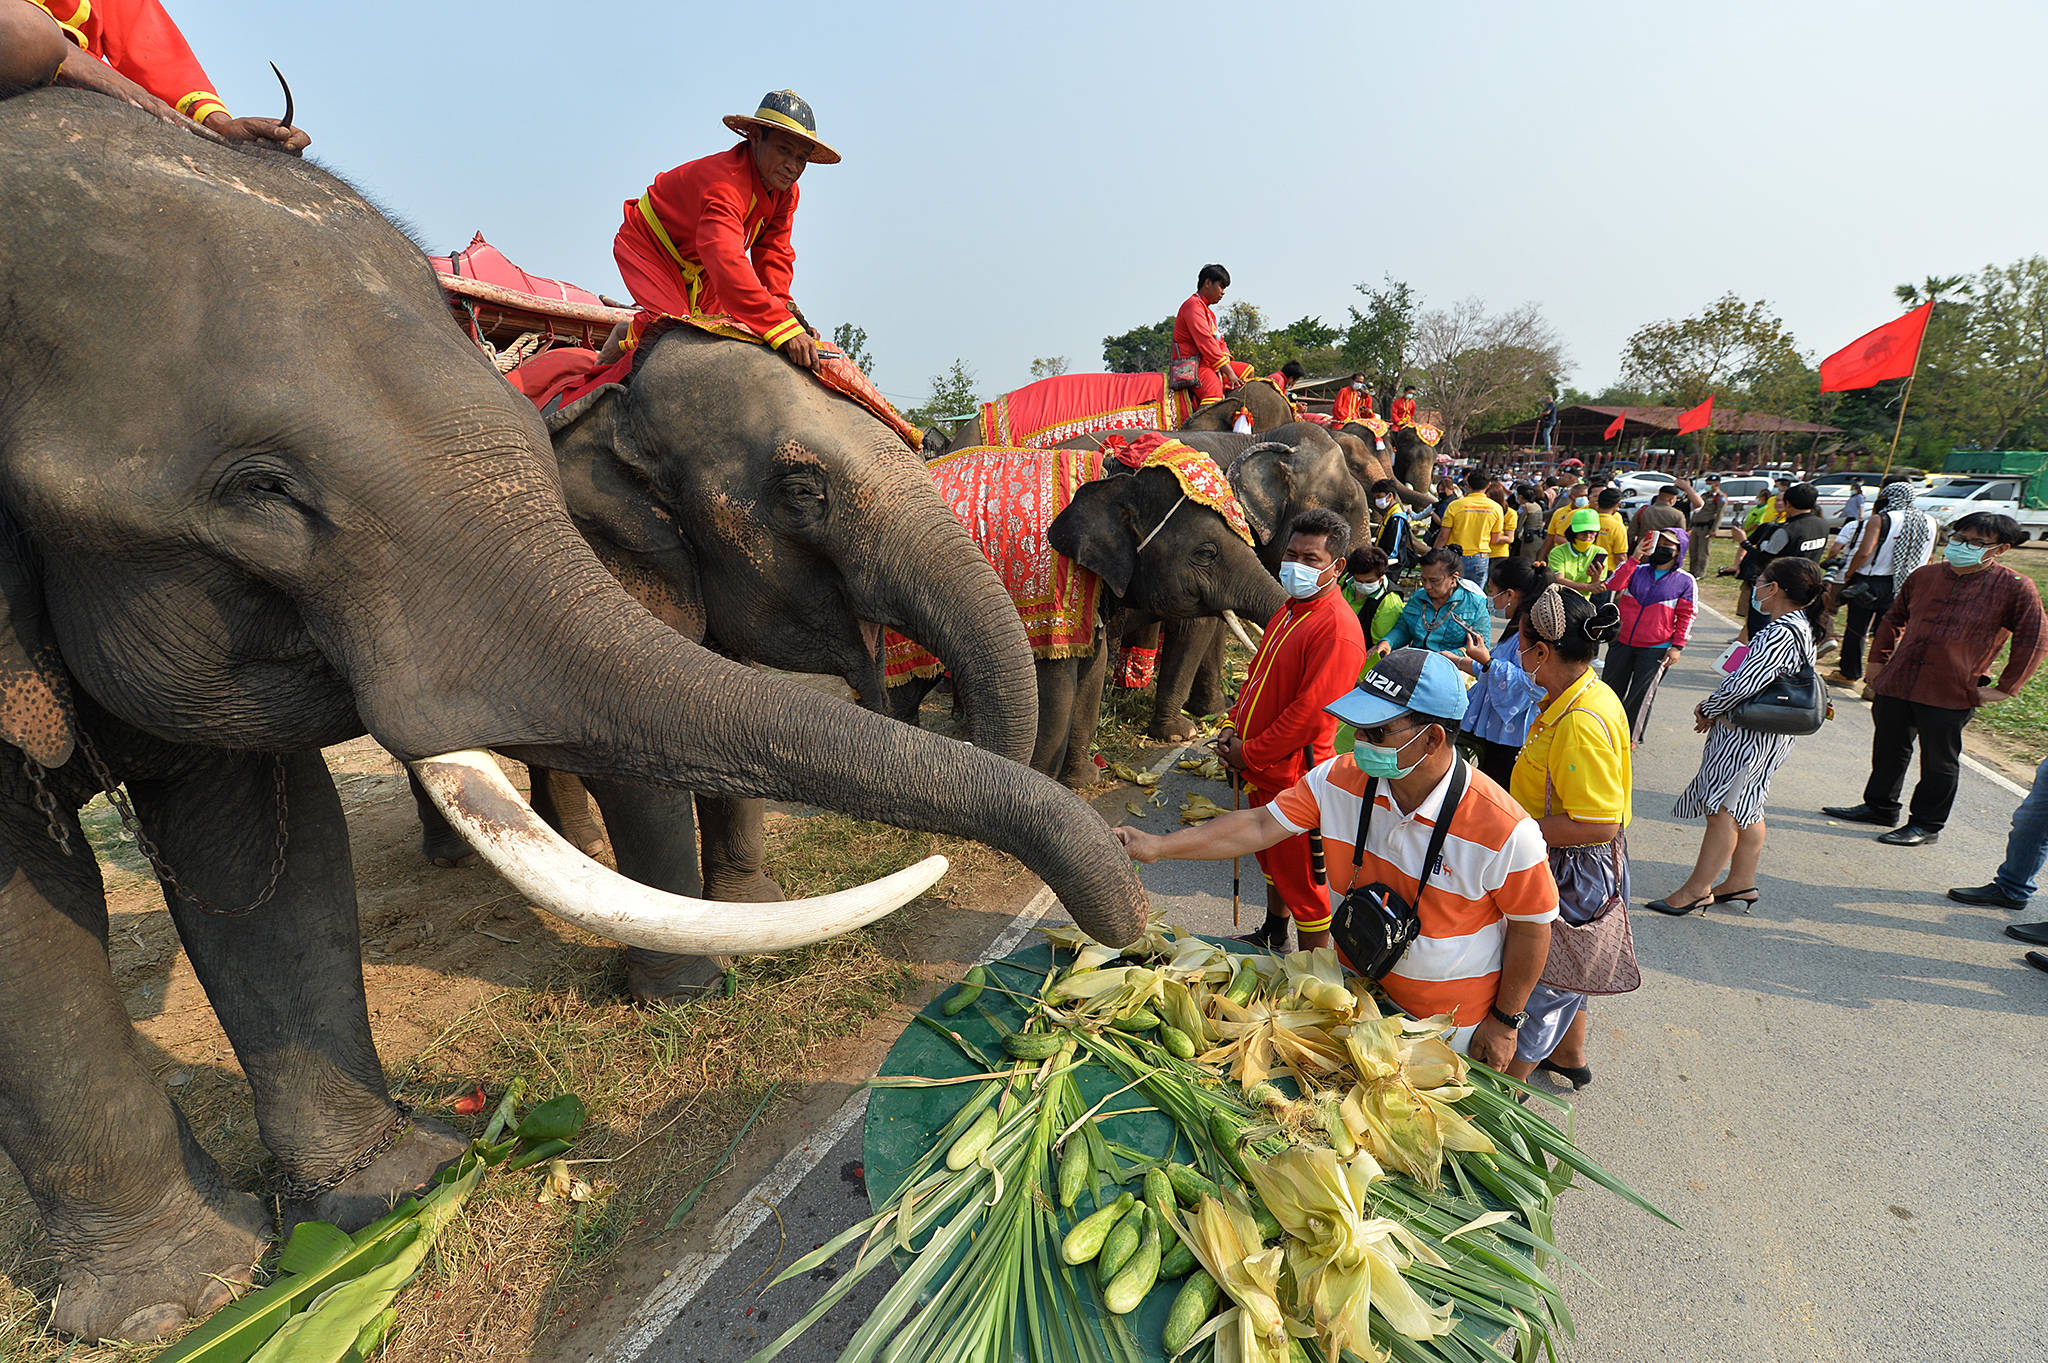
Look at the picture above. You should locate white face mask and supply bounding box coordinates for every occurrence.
[1279,560,1330,599]
[1373,496,1391,510]
[1573,496,1589,508]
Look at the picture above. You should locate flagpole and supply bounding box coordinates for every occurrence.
[1881,311,1932,477]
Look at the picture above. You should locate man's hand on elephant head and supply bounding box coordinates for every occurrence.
[203,113,312,154]
[782,332,819,369]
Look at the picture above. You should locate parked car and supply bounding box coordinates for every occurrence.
[1915,477,2048,539]
[1711,476,1777,529]
[1807,473,1871,527]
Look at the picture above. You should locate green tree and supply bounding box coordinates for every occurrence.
[1619,293,1811,461]
[1029,355,1071,379]
[902,360,981,429]
[830,322,874,375]
[1102,317,1175,373]
[1280,315,1340,350]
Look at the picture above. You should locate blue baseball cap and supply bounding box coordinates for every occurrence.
[1327,648,1470,730]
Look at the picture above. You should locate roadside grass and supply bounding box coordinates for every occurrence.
[1693,534,2048,763]
[0,808,1009,1363]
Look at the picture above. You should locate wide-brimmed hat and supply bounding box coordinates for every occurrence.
[724,90,840,164]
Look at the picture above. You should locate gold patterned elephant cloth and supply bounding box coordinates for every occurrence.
[883,436,1253,682]
[975,371,1197,448]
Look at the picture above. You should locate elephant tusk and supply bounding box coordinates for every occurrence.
[409,751,947,955]
[1222,611,1262,653]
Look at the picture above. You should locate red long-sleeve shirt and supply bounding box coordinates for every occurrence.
[1173,292,1233,375]
[1228,589,1367,795]
[34,0,227,124]
[1390,396,1418,429]
[613,143,803,349]
[1331,387,1369,424]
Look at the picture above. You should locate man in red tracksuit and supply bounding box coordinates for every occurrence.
[1220,508,1368,950]
[607,89,838,367]
[5,0,308,148]
[1173,263,1251,407]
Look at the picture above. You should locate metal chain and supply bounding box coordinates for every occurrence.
[272,1103,416,1203]
[72,733,292,918]
[21,755,73,857]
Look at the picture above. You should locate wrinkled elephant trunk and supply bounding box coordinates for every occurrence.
[860,503,1037,766]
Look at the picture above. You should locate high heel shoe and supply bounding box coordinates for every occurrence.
[1712,886,1760,911]
[1646,892,1713,916]
[1537,1058,1592,1090]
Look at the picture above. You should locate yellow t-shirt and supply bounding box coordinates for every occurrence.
[1546,503,1585,538]
[1511,670,1633,827]
[1490,504,1517,557]
[1597,511,1629,564]
[1442,493,1503,556]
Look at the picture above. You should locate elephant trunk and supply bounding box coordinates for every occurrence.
[857,495,1037,765]
[503,614,1145,946]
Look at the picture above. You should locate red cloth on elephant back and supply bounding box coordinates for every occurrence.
[977,372,1196,448]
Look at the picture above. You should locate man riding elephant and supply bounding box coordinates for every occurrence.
[599,88,833,366]
[1173,263,1250,408]
[0,0,308,147]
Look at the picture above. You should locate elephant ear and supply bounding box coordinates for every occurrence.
[551,389,684,555]
[1048,478,1139,598]
[1222,441,1295,545]
[0,532,75,768]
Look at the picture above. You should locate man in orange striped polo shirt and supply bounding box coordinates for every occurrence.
[1117,648,1556,1067]
[1216,509,1367,952]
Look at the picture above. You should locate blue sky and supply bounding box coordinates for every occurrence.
[179,1,2046,406]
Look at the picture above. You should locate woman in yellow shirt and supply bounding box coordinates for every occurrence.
[1506,586,1639,1088]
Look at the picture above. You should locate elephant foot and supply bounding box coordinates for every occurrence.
[703,869,785,905]
[626,947,733,1005]
[1059,761,1105,791]
[48,1185,270,1342]
[279,1113,469,1237]
[1186,688,1228,720]
[1147,710,1204,743]
[421,821,479,870]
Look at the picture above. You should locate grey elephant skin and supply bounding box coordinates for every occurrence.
[1058,425,1371,741]
[887,453,1286,785]
[0,89,1144,1343]
[411,324,1042,1002]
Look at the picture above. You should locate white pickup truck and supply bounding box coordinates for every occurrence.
[1914,477,2048,540]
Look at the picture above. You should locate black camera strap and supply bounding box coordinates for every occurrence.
[1351,754,1470,910]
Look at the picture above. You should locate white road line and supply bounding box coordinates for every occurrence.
[1693,597,2030,798]
[593,857,1084,1363]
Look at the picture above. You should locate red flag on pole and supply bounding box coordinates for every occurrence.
[1676,394,1713,435]
[1602,411,1627,440]
[1819,301,1933,393]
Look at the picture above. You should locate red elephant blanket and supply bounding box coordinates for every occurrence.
[976,372,1197,448]
[883,436,1253,683]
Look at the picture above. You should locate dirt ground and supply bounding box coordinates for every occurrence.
[0,729,1069,1362]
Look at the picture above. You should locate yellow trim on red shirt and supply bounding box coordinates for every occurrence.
[177,93,227,124]
[762,316,803,348]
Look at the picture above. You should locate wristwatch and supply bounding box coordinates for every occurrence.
[1488,1003,1529,1031]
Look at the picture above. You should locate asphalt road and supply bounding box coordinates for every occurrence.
[613,604,2048,1363]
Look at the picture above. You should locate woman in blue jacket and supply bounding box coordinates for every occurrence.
[1374,547,1493,658]
[1452,556,1552,787]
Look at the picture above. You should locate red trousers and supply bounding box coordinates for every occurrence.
[1193,360,1254,407]
[1247,784,1331,930]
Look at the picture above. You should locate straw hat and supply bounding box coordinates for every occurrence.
[724,90,840,164]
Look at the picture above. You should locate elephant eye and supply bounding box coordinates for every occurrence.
[1191,542,1220,565]
[222,463,304,508]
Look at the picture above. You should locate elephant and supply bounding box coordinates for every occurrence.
[1335,421,1437,503]
[885,452,1286,787]
[408,323,1042,1002]
[0,88,1145,1342]
[921,370,1295,458]
[1056,425,1372,740]
[1176,375,1297,434]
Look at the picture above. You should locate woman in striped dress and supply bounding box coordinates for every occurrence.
[1650,557,1826,915]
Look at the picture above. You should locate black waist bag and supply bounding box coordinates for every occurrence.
[1331,757,1469,979]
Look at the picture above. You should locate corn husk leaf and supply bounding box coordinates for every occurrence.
[1180,793,1229,824]
[1165,1196,1291,1363]
[1108,761,1161,787]
[1202,996,1348,1087]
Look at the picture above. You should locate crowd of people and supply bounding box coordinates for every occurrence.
[1116,459,2048,1087]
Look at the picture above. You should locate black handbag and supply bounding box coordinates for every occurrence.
[1727,664,1828,735]
[1330,758,1468,979]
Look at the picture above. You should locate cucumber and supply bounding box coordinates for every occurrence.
[945,1106,998,1170]
[1098,1204,1144,1283]
[1142,1167,1175,1225]
[1209,1109,1256,1182]
[1224,966,1257,1006]
[1060,1192,1133,1265]
[1252,1200,1282,1244]
[1003,1031,1063,1060]
[1165,1162,1221,1207]
[1057,1137,1091,1209]
[940,964,985,1016]
[1104,1210,1162,1313]
[1161,1270,1220,1355]
[1112,1007,1161,1032]
[1159,1025,1196,1059]
[1158,1237,1197,1279]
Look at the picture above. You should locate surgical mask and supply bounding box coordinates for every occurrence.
[1373,496,1391,510]
[1279,560,1329,598]
[1356,725,1433,780]
[1945,541,1990,568]
[1356,577,1387,598]
[1573,496,1589,508]
[1351,382,1365,392]
[1516,643,1545,678]
[1649,546,1677,568]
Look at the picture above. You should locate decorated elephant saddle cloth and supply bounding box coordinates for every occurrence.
[976,371,1196,449]
[883,436,1253,683]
